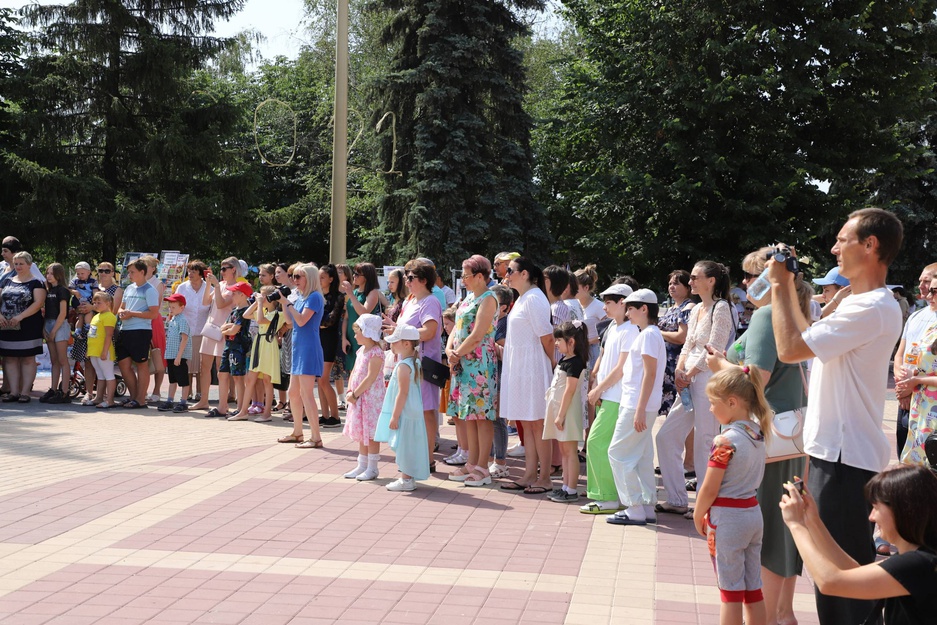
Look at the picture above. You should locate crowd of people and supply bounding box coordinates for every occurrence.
[1,206,936,625]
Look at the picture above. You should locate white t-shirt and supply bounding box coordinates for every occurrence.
[619,325,667,412]
[0,261,44,283]
[801,288,902,472]
[175,280,210,337]
[580,297,607,342]
[901,305,937,350]
[597,320,639,403]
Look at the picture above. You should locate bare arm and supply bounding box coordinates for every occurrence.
[349,290,380,316]
[111,287,124,315]
[554,371,580,430]
[769,261,814,363]
[587,350,627,404]
[285,300,316,327]
[348,354,383,403]
[389,364,410,429]
[661,324,687,346]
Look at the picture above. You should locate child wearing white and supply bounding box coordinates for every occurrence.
[229,286,285,422]
[342,314,387,481]
[86,292,117,408]
[542,320,589,503]
[374,323,429,491]
[695,365,772,625]
[607,289,667,525]
[159,293,191,413]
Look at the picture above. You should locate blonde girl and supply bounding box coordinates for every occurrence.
[229,286,285,422]
[86,292,118,407]
[41,263,71,403]
[374,323,429,491]
[342,313,387,481]
[694,366,772,625]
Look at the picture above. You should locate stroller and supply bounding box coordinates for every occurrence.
[68,359,127,400]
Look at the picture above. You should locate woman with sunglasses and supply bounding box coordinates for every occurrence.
[895,275,937,466]
[500,257,556,494]
[273,263,294,413]
[174,261,208,400]
[318,264,345,428]
[340,263,382,389]
[190,257,239,412]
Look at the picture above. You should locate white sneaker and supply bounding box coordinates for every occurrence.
[386,478,415,492]
[344,466,366,479]
[488,463,511,479]
[444,450,467,465]
[148,394,161,403]
[506,444,525,458]
[356,468,379,481]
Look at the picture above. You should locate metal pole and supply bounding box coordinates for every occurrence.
[329,0,349,264]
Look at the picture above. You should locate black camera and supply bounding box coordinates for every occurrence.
[266,285,291,302]
[764,247,799,274]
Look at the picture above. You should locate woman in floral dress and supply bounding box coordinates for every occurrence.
[446,255,499,487]
[896,275,937,466]
[657,270,695,417]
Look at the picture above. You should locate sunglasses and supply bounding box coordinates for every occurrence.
[287,274,294,279]
[405,274,416,282]
[929,287,937,295]
[221,265,234,271]
[353,271,362,277]
[743,272,758,280]
[505,267,516,275]
[97,268,113,274]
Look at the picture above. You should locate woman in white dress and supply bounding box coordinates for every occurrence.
[500,257,556,494]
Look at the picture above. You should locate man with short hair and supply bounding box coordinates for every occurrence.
[116,260,160,408]
[769,207,904,625]
[893,262,937,455]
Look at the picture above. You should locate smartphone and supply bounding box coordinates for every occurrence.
[792,476,805,495]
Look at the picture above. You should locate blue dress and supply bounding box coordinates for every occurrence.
[374,357,429,480]
[291,291,324,376]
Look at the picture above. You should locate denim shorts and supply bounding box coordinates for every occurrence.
[44,318,71,342]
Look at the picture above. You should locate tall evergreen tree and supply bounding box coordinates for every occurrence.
[0,9,24,215]
[364,0,552,270]
[5,0,259,263]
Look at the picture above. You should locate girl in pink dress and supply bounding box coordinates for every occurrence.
[342,313,387,481]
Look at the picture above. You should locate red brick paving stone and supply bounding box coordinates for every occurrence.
[0,472,192,543]
[152,445,271,469]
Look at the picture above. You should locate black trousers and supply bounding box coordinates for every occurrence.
[807,456,881,625]
[896,407,909,457]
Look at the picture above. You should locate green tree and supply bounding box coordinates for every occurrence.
[363,0,552,271]
[0,8,24,215]
[549,0,937,288]
[5,0,260,264]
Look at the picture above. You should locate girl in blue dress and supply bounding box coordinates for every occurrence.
[375,323,429,491]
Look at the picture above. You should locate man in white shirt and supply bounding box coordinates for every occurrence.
[893,262,937,455]
[768,208,904,625]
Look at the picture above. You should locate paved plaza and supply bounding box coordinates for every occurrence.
[0,381,899,624]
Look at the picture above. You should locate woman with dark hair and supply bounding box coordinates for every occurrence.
[190,257,238,412]
[340,262,382,379]
[446,255,499,486]
[500,257,556,494]
[781,464,937,625]
[0,252,47,402]
[176,260,209,400]
[658,269,694,417]
[272,263,294,412]
[394,259,443,469]
[318,263,345,428]
[386,268,408,322]
[656,260,735,517]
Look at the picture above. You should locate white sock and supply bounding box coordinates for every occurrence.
[643,504,657,518]
[564,485,577,494]
[367,453,380,472]
[344,454,367,478]
[626,506,647,521]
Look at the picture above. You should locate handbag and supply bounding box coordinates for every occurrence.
[765,363,808,463]
[200,303,223,342]
[421,354,450,388]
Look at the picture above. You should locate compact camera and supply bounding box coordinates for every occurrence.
[266,285,292,302]
[765,247,799,274]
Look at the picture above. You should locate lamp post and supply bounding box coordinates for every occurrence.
[329,0,349,264]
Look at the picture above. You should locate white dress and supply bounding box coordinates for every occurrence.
[501,288,554,422]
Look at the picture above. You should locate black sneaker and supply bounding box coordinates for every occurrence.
[172,402,188,413]
[549,490,580,503]
[39,389,56,403]
[48,390,67,404]
[318,416,327,426]
[321,417,342,428]
[157,401,173,412]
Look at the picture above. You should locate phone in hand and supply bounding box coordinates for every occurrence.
[792,476,805,495]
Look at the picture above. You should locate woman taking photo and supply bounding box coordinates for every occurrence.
[318,263,345,428]
[656,260,734,516]
[278,263,325,448]
[273,263,294,412]
[394,259,443,469]
[0,251,46,402]
[500,257,555,494]
[340,263,382,381]
[781,464,937,625]
[446,255,499,486]
[190,258,238,412]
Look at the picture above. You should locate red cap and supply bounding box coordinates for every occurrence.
[226,282,253,297]
[164,293,186,306]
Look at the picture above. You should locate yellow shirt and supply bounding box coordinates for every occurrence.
[87,311,117,360]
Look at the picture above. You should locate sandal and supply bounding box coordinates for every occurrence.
[205,408,222,418]
[655,502,689,515]
[523,485,551,495]
[464,468,492,487]
[448,464,475,482]
[122,400,143,409]
[277,434,304,444]
[2,394,19,403]
[17,395,30,403]
[295,439,323,449]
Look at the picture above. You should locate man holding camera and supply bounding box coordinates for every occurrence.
[767,208,904,625]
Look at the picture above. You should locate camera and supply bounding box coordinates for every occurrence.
[764,247,799,274]
[266,285,291,302]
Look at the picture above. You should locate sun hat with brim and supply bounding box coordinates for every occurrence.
[355,313,384,343]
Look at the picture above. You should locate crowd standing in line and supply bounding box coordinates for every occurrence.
[1,206,936,624]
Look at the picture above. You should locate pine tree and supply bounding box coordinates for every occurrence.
[364,0,552,271]
[5,0,259,263]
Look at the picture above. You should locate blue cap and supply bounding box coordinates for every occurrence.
[812,267,849,287]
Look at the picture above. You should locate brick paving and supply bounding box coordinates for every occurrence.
[0,381,900,624]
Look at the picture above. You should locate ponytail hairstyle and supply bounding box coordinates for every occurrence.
[511,256,544,291]
[553,320,589,364]
[865,464,937,550]
[575,264,598,292]
[543,265,570,299]
[566,270,580,298]
[695,260,731,302]
[705,365,772,442]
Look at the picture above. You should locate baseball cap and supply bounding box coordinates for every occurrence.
[75,262,91,271]
[164,293,186,306]
[599,284,633,299]
[624,288,658,305]
[812,267,849,287]
[386,323,420,343]
[226,282,253,297]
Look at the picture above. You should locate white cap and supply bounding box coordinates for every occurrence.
[386,322,420,343]
[75,262,91,271]
[625,288,658,305]
[599,284,633,299]
[355,313,383,343]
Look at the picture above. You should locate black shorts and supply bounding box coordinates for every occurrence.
[320,327,340,363]
[219,344,247,376]
[116,329,153,364]
[167,359,189,385]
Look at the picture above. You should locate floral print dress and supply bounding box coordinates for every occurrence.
[447,290,498,421]
[901,323,937,466]
[342,344,386,444]
[657,299,695,416]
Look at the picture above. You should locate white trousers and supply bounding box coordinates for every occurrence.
[609,408,659,507]
[654,369,718,507]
